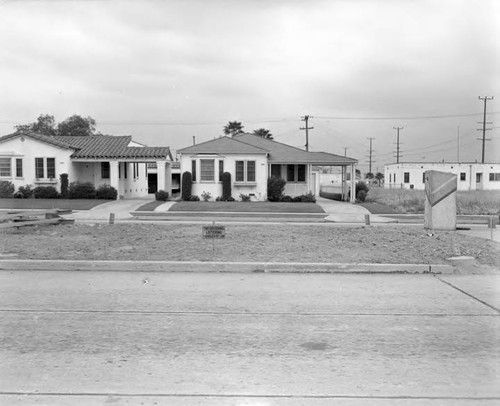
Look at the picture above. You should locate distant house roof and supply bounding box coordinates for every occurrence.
[0,131,172,160]
[178,136,268,155]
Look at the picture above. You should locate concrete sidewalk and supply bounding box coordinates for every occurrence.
[315,197,396,223]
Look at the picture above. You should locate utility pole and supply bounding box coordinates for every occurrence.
[393,126,404,163]
[457,126,460,163]
[300,115,314,152]
[477,96,493,163]
[367,137,375,174]
[343,146,349,156]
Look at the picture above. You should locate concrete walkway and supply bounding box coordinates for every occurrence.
[64,199,153,221]
[315,197,396,223]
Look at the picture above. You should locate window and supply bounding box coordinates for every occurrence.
[191,160,197,181]
[0,158,11,177]
[101,162,110,179]
[389,174,392,183]
[404,172,410,183]
[270,164,281,179]
[47,158,55,178]
[422,173,426,183]
[297,165,306,182]
[247,161,255,182]
[286,165,295,182]
[124,163,128,179]
[286,164,306,183]
[476,173,482,183]
[236,161,244,182]
[460,172,466,181]
[200,159,215,181]
[489,173,500,182]
[16,159,23,178]
[219,160,224,181]
[235,160,256,183]
[134,163,139,179]
[35,158,44,178]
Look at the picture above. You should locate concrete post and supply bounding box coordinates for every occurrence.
[109,161,119,199]
[424,170,457,231]
[350,164,356,203]
[156,161,166,193]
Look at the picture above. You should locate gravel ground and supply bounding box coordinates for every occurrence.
[1,223,499,272]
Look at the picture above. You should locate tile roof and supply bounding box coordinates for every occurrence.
[178,136,268,155]
[234,133,358,165]
[0,131,172,160]
[0,131,76,150]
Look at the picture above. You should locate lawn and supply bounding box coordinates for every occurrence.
[365,188,500,215]
[169,201,325,213]
[0,198,107,210]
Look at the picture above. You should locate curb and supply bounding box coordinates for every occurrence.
[0,260,454,274]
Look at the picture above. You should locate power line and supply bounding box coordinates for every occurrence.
[300,115,314,152]
[367,137,375,174]
[393,127,403,163]
[477,96,494,163]
[315,111,500,121]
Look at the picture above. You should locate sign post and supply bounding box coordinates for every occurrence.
[202,222,226,255]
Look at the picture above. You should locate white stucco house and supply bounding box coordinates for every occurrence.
[0,130,174,199]
[178,133,358,202]
[384,162,500,191]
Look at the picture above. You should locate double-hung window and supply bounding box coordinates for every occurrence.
[285,164,306,182]
[0,158,11,177]
[101,162,110,179]
[235,160,256,183]
[16,159,23,178]
[219,160,224,181]
[200,159,215,181]
[35,158,44,178]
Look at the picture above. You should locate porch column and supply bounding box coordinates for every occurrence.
[109,161,119,200]
[156,161,166,192]
[165,162,172,194]
[350,164,356,203]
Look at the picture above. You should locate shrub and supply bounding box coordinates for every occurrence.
[96,184,118,200]
[222,172,232,200]
[239,193,251,202]
[301,192,316,203]
[215,196,222,201]
[190,195,200,201]
[69,182,97,199]
[226,196,235,202]
[281,195,292,202]
[355,181,370,202]
[14,185,34,199]
[0,180,15,198]
[155,190,169,201]
[356,190,367,202]
[60,173,69,198]
[201,191,211,202]
[292,196,302,202]
[33,186,59,199]
[267,177,286,202]
[181,171,192,201]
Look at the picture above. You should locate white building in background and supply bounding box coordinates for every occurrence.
[384,162,500,191]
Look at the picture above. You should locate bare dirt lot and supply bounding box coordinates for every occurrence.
[1,223,499,273]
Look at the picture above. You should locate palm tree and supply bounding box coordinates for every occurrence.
[375,172,384,185]
[223,121,244,137]
[253,128,274,139]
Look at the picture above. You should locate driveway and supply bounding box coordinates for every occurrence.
[315,197,395,223]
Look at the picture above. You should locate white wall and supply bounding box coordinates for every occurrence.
[0,135,72,191]
[384,162,500,191]
[180,154,268,201]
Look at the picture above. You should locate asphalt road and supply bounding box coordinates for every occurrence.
[0,271,499,405]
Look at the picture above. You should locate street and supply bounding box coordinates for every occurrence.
[0,271,499,405]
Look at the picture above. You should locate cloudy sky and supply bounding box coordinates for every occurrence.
[0,0,498,172]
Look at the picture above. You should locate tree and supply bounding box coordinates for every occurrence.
[223,121,244,137]
[365,172,374,180]
[375,172,384,185]
[15,114,56,136]
[57,115,96,137]
[253,128,273,139]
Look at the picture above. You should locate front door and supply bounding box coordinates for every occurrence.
[476,173,483,190]
[148,173,157,194]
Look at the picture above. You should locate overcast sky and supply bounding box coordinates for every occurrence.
[0,0,498,172]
